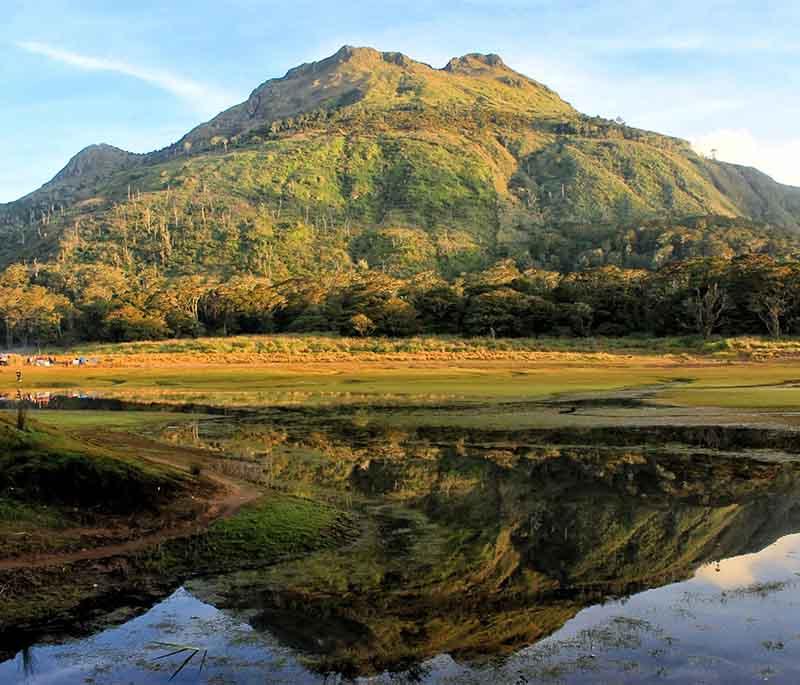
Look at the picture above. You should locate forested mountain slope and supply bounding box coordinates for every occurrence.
[2,45,800,279]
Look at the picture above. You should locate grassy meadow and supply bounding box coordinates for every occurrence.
[0,333,797,411]
[59,332,800,361]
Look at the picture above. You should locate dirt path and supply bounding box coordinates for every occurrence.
[0,431,261,572]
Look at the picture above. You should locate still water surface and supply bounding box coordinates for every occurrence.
[3,413,800,683]
[3,536,800,683]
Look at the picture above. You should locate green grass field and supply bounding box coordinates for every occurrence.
[0,333,790,414]
[5,355,800,411]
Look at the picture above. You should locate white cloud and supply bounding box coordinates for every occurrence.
[692,128,800,188]
[694,533,800,590]
[16,41,235,115]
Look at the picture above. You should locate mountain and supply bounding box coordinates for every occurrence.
[173,47,572,153]
[2,45,800,277]
[18,144,142,202]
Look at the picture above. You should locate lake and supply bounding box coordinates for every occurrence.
[3,399,800,683]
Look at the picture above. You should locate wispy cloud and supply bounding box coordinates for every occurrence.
[16,41,235,115]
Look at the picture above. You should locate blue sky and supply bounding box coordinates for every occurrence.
[2,0,799,202]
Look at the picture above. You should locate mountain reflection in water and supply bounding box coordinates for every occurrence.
[4,415,800,683]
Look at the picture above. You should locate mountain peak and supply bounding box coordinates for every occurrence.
[321,46,507,74]
[39,143,138,196]
[285,45,417,79]
[333,45,379,61]
[330,45,417,67]
[444,53,506,73]
[66,143,130,162]
[55,143,132,178]
[125,44,576,165]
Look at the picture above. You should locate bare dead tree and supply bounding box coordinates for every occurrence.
[750,292,787,339]
[689,283,729,339]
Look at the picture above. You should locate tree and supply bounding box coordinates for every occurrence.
[729,256,796,339]
[688,283,729,339]
[349,313,376,337]
[0,266,70,347]
[566,302,594,337]
[210,136,229,153]
[375,297,419,337]
[67,264,135,341]
[463,288,536,337]
[153,275,216,335]
[105,305,169,341]
[556,266,646,335]
[327,272,403,333]
[201,275,281,335]
[18,286,71,346]
[0,266,26,348]
[751,291,788,339]
[413,283,464,334]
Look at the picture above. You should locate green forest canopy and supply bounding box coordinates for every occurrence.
[1,253,798,345]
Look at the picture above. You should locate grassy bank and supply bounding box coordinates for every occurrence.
[0,332,794,413]
[0,493,357,641]
[0,416,185,515]
[151,495,357,576]
[54,333,800,362]
[15,410,205,431]
[0,415,197,560]
[0,414,356,640]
